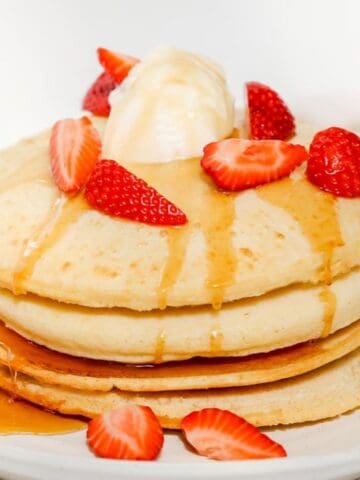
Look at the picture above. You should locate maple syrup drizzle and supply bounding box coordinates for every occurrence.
[0,340,16,383]
[128,158,237,309]
[258,178,343,283]
[158,226,191,309]
[154,331,166,363]
[7,139,345,311]
[210,325,224,354]
[319,288,337,338]
[0,389,85,434]
[12,194,64,294]
[229,127,241,138]
[4,122,237,309]
[124,160,197,309]
[12,195,91,295]
[0,310,86,433]
[199,188,236,309]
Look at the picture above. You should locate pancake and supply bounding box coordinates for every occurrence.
[1,120,360,310]
[0,349,358,429]
[0,268,360,363]
[0,319,358,392]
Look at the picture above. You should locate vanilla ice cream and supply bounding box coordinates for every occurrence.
[102,47,234,164]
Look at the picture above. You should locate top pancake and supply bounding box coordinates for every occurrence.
[1,119,360,310]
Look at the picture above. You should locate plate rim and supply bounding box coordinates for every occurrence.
[0,442,359,478]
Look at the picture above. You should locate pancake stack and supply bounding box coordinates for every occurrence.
[0,118,359,429]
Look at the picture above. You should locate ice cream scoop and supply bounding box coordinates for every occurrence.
[102,47,234,164]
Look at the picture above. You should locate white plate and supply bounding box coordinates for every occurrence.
[1,1,360,478]
[0,411,359,480]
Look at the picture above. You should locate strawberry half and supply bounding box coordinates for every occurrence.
[82,71,118,117]
[97,47,139,83]
[201,138,307,191]
[84,159,188,226]
[50,117,101,194]
[306,127,360,198]
[246,82,295,140]
[181,408,287,460]
[87,405,164,460]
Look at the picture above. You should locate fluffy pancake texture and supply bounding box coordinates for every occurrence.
[0,268,360,362]
[0,349,358,429]
[1,120,360,310]
[0,319,358,392]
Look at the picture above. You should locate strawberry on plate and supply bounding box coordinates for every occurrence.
[306,126,360,198]
[50,116,101,194]
[246,82,295,140]
[97,47,139,83]
[87,405,164,460]
[84,159,188,226]
[181,408,287,461]
[201,138,307,191]
[82,71,118,117]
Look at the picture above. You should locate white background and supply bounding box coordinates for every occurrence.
[0,2,360,478]
[1,0,360,147]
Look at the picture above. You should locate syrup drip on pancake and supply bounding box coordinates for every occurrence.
[0,319,359,395]
[12,195,91,295]
[6,132,344,309]
[210,324,224,354]
[200,188,236,309]
[127,158,236,309]
[154,331,166,363]
[0,388,85,434]
[319,288,337,338]
[157,226,191,310]
[258,178,343,283]
[8,148,237,307]
[0,316,85,434]
[0,339,16,384]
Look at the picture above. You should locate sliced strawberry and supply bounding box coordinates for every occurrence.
[246,82,295,140]
[50,117,101,194]
[84,159,188,226]
[87,405,164,460]
[306,127,360,198]
[82,71,118,117]
[181,408,287,460]
[97,47,139,83]
[201,138,307,191]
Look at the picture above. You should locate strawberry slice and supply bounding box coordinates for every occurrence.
[87,405,164,460]
[246,82,295,140]
[97,47,139,83]
[201,138,307,191]
[181,408,287,460]
[306,127,360,198]
[82,71,118,117]
[84,159,188,226]
[50,117,101,194]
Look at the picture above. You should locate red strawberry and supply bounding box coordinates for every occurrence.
[306,127,360,198]
[97,47,139,83]
[246,82,295,140]
[50,117,101,194]
[87,405,164,460]
[84,159,188,226]
[201,138,307,191]
[181,408,287,460]
[82,71,118,117]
